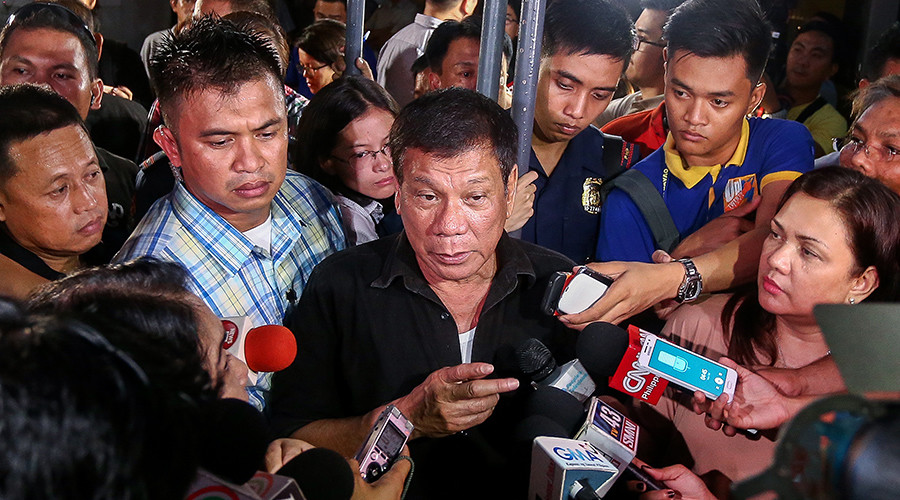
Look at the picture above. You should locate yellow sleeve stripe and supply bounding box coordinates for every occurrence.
[760,171,803,191]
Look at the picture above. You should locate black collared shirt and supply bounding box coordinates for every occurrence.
[0,228,65,281]
[269,232,575,499]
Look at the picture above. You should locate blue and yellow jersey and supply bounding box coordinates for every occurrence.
[596,117,815,263]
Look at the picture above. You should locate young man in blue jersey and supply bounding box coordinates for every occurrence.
[511,0,635,264]
[568,0,814,325]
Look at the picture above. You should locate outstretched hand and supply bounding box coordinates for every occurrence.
[394,363,519,439]
[559,260,685,328]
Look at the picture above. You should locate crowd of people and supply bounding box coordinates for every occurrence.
[0,0,899,498]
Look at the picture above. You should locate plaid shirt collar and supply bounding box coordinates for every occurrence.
[169,182,306,276]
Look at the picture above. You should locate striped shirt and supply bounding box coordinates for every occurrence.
[115,171,345,410]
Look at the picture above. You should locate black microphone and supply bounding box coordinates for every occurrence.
[515,385,588,443]
[517,338,596,402]
[277,447,356,500]
[576,322,631,382]
[197,398,270,485]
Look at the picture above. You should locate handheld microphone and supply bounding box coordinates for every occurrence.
[517,338,596,402]
[221,317,298,383]
[187,469,304,500]
[516,385,589,443]
[277,447,355,500]
[577,322,668,405]
[197,398,270,485]
[244,325,297,373]
[527,436,618,500]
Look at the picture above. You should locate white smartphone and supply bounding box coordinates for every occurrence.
[556,266,614,315]
[637,333,737,403]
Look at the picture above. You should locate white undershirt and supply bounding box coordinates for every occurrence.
[242,214,273,253]
[459,327,476,364]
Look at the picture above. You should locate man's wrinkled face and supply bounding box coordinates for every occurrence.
[0,125,107,262]
[840,96,900,195]
[396,147,516,284]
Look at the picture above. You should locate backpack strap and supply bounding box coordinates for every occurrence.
[600,168,681,254]
[794,96,828,124]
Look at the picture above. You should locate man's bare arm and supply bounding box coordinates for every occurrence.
[290,363,519,457]
[561,180,791,328]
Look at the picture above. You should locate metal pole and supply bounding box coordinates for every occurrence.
[507,0,544,239]
[344,0,365,76]
[510,0,544,174]
[476,0,506,100]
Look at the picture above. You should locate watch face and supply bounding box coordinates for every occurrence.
[684,280,702,300]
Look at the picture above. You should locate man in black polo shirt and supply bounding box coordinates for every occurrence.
[0,2,138,263]
[514,0,634,263]
[269,88,576,499]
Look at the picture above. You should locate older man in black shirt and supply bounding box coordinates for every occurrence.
[269,88,576,498]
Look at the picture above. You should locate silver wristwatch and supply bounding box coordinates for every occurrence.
[675,258,703,303]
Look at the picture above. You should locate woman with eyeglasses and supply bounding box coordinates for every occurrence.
[294,76,402,245]
[296,19,374,94]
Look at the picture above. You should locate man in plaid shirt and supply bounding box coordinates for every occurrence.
[116,17,345,410]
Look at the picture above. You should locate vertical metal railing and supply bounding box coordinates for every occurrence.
[507,0,545,238]
[344,0,365,76]
[510,0,544,175]
[475,0,506,101]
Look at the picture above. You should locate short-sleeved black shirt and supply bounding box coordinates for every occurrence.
[269,232,576,499]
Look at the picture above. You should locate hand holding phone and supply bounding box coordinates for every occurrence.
[637,334,737,403]
[541,266,614,316]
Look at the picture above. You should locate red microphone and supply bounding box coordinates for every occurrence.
[608,325,668,405]
[220,317,297,374]
[244,325,296,373]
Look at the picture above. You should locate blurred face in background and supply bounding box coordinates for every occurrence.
[313,0,347,22]
[297,48,337,94]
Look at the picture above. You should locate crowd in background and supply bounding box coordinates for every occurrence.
[0,0,899,498]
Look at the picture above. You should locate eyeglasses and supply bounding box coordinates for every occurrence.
[300,61,329,74]
[331,145,392,168]
[834,135,899,163]
[505,15,518,25]
[5,2,96,47]
[634,35,665,51]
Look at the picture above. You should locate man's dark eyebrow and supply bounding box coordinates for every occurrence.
[199,128,234,138]
[412,175,436,188]
[670,77,735,98]
[559,69,617,93]
[556,69,583,86]
[252,118,282,133]
[199,118,282,138]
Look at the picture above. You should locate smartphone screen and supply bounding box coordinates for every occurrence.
[642,337,731,398]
